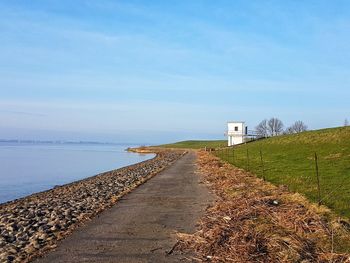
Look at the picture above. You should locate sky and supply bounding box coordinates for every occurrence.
[0,0,349,144]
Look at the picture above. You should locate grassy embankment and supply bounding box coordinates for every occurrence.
[159,140,226,149]
[163,127,350,217]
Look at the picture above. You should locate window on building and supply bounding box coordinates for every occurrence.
[235,126,238,131]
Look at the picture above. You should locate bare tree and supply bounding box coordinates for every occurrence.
[292,120,308,133]
[284,126,294,135]
[345,118,349,127]
[267,117,284,136]
[285,120,308,134]
[255,119,268,138]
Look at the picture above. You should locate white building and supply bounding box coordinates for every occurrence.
[227,121,247,146]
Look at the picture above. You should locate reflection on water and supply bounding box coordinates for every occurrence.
[0,143,154,204]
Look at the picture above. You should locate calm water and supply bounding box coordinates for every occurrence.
[0,143,154,204]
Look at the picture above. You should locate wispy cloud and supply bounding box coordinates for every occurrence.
[0,110,46,117]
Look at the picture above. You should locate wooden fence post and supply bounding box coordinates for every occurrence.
[260,149,265,180]
[314,152,321,205]
[246,148,250,171]
[232,148,235,164]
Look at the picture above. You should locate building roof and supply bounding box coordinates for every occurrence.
[227,121,245,123]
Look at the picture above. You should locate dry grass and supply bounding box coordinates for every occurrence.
[177,151,350,262]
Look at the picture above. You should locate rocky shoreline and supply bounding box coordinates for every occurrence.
[0,150,185,263]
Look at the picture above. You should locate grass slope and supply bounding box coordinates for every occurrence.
[159,140,226,149]
[216,126,350,217]
[161,127,350,217]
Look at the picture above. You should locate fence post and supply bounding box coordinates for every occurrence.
[260,149,265,180]
[232,148,235,164]
[246,148,250,171]
[314,152,321,205]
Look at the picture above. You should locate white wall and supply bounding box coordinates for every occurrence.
[228,122,244,133]
[227,122,245,146]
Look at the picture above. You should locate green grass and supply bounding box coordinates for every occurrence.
[159,140,226,149]
[215,126,350,217]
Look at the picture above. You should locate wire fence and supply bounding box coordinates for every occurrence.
[213,145,350,218]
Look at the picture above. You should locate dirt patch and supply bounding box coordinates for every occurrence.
[176,151,350,262]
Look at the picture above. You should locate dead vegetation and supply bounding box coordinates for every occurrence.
[177,151,350,262]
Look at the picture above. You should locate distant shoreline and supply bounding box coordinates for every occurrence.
[0,139,145,146]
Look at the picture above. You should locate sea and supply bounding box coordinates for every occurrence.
[0,142,155,204]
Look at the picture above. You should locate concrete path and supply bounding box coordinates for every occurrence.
[34,152,213,263]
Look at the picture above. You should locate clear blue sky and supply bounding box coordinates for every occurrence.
[0,0,349,143]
